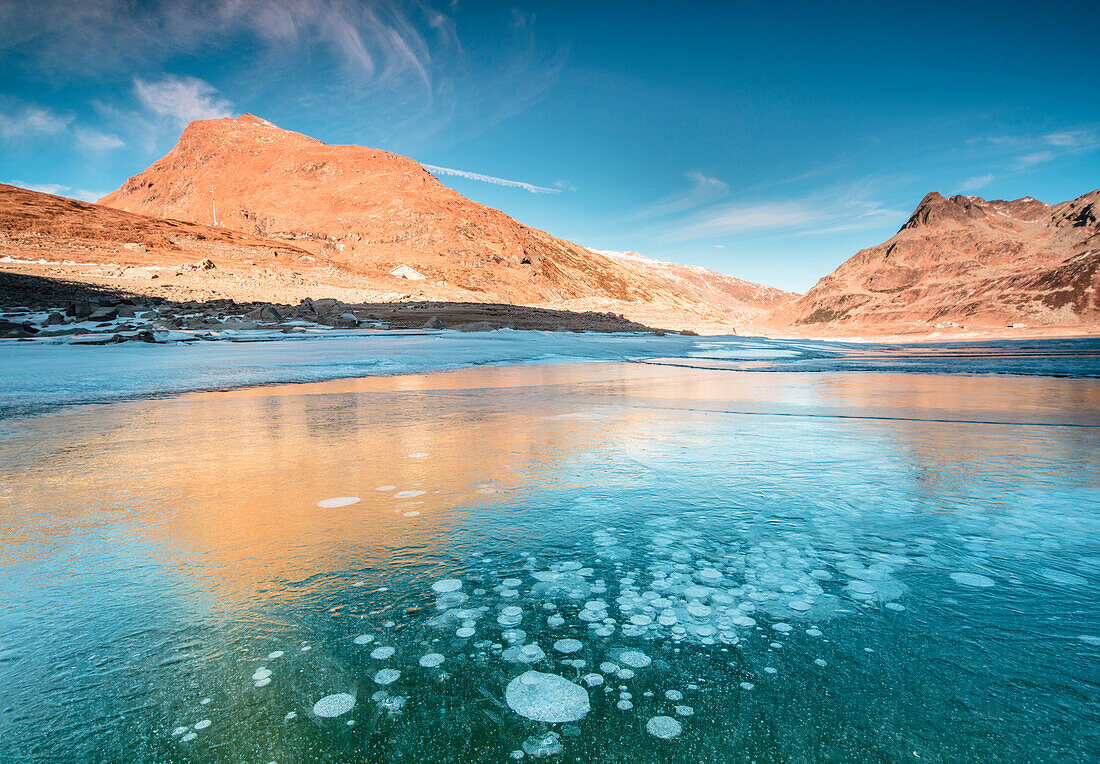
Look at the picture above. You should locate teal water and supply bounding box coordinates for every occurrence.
[0,359,1098,762]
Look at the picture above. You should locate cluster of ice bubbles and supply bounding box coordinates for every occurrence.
[394,515,925,755]
[176,508,1079,754]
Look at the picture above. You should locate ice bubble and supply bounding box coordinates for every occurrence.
[498,606,524,626]
[885,602,906,612]
[200,698,211,705]
[686,603,712,619]
[814,658,828,667]
[508,643,546,664]
[665,690,683,701]
[419,653,445,667]
[374,669,401,685]
[313,693,356,717]
[547,614,565,628]
[181,732,197,742]
[1040,569,1087,586]
[317,496,360,508]
[554,639,583,654]
[456,627,476,638]
[377,695,407,713]
[771,623,793,633]
[1078,635,1100,645]
[370,646,396,660]
[788,600,812,612]
[617,700,633,710]
[505,671,591,723]
[409,452,428,458]
[950,572,995,588]
[618,650,652,668]
[376,486,395,491]
[583,673,604,687]
[810,569,833,581]
[403,511,420,517]
[739,682,754,690]
[254,677,271,688]
[630,614,653,626]
[194,719,211,730]
[522,731,564,757]
[846,581,877,594]
[172,726,188,736]
[252,667,272,681]
[764,667,777,675]
[354,634,375,645]
[618,668,635,679]
[674,705,694,716]
[502,578,523,587]
[600,661,619,674]
[646,715,682,739]
[285,711,297,720]
[806,628,823,637]
[432,578,463,593]
[393,490,426,499]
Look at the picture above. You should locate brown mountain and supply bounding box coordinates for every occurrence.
[0,181,321,274]
[98,114,707,310]
[771,189,1100,334]
[595,249,796,325]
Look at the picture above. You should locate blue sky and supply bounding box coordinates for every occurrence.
[1,0,1097,292]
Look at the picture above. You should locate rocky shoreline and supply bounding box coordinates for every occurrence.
[0,272,691,342]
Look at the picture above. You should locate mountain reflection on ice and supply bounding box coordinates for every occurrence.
[0,362,1098,762]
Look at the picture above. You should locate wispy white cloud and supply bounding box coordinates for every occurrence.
[509,8,535,30]
[1,1,559,148]
[424,164,561,194]
[630,171,729,220]
[7,180,106,202]
[74,127,125,151]
[666,183,906,242]
[1044,128,1098,147]
[1015,151,1054,169]
[554,179,577,192]
[0,103,71,138]
[960,173,994,191]
[2,0,454,91]
[967,125,1099,172]
[133,76,233,125]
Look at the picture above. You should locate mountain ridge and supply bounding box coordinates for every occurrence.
[769,188,1100,334]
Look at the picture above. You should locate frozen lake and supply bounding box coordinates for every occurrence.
[1,335,1098,761]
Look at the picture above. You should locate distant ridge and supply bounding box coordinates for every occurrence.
[594,249,797,324]
[770,189,1100,334]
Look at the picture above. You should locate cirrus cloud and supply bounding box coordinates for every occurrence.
[424,164,561,194]
[133,76,234,126]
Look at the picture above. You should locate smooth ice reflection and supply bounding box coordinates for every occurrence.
[0,360,1098,762]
